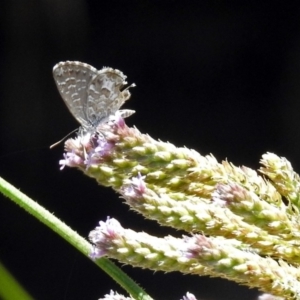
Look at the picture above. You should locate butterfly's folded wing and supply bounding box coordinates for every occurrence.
[53,61,98,127]
[86,68,131,124]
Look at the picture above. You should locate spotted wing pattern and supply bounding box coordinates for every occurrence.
[53,61,132,131]
[86,67,131,126]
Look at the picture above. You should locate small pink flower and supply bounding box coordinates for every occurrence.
[89,218,123,259]
[122,173,147,197]
[59,151,84,170]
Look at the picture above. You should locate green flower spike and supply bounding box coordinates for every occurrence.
[89,218,300,299]
[260,152,300,210]
[60,115,300,299]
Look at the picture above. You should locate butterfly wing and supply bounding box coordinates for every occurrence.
[86,67,132,126]
[53,61,98,128]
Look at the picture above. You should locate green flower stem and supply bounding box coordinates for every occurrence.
[0,176,152,300]
[0,260,34,300]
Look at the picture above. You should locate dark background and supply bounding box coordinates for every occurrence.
[1,1,300,300]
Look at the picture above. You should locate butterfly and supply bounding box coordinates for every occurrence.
[53,61,135,133]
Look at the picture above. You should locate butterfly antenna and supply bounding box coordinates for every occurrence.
[50,128,78,149]
[124,83,136,91]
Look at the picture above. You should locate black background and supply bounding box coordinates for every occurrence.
[1,1,300,300]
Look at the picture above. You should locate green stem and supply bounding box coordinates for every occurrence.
[0,260,34,300]
[0,176,152,300]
